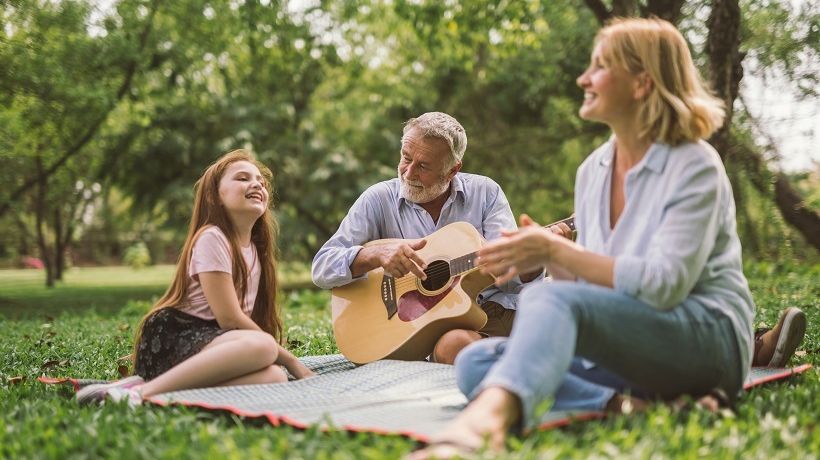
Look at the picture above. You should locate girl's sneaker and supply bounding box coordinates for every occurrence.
[106,386,144,409]
[76,375,145,405]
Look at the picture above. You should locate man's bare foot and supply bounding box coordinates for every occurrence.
[407,387,520,459]
[670,394,721,413]
[605,394,648,414]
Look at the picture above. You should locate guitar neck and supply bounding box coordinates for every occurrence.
[547,215,576,232]
[446,216,575,276]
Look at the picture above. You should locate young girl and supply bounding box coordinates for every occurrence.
[78,149,314,405]
[412,18,756,458]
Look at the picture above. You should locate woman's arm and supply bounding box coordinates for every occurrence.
[477,216,615,287]
[550,239,614,287]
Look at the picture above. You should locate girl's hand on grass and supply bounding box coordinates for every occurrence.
[276,345,317,379]
[287,362,316,380]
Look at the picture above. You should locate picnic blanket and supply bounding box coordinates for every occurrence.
[41,355,812,442]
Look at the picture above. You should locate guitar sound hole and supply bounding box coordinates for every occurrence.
[420,260,451,291]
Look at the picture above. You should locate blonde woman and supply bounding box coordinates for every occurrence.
[412,17,755,458]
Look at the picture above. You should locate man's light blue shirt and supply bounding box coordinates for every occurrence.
[311,173,525,309]
[574,139,755,376]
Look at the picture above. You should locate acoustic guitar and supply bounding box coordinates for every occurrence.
[330,216,575,364]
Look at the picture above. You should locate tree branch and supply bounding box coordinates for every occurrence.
[612,0,639,17]
[645,0,686,23]
[0,0,162,218]
[583,0,611,24]
[727,136,820,249]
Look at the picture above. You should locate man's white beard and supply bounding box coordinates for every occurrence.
[398,170,450,204]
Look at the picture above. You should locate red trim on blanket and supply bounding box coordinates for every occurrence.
[145,396,283,426]
[533,411,607,432]
[744,364,813,390]
[37,376,81,392]
[41,363,813,443]
[143,397,431,442]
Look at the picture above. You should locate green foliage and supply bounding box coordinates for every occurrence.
[1,0,818,268]
[0,263,817,458]
[123,242,152,269]
[742,0,820,96]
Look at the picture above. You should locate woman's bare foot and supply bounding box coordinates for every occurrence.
[407,387,521,460]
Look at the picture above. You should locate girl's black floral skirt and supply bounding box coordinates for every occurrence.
[134,307,228,380]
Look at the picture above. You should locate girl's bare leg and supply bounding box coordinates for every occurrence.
[216,365,288,387]
[139,329,282,397]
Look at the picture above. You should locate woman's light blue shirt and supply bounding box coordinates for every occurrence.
[574,139,755,376]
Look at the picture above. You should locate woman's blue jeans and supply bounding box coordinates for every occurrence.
[455,281,743,427]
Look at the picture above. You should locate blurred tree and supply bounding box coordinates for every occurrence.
[581,0,819,250]
[0,0,161,285]
[1,0,816,282]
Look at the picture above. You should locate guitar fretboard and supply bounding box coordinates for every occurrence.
[444,216,575,276]
[449,252,478,275]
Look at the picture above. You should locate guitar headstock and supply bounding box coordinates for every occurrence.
[546,216,575,232]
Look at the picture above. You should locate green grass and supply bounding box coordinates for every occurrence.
[1,262,817,459]
[0,263,314,318]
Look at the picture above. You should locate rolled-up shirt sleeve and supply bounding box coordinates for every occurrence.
[477,180,540,303]
[311,189,382,289]
[480,182,517,240]
[613,159,722,309]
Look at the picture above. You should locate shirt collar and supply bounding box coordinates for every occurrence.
[598,137,670,174]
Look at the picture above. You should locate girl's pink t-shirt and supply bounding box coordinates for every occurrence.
[178,226,260,321]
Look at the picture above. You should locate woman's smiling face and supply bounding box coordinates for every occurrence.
[576,40,642,127]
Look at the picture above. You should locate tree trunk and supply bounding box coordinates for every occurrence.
[612,0,639,17]
[34,156,55,288]
[582,0,686,25]
[706,0,744,161]
[644,0,685,22]
[54,207,65,281]
[728,136,820,249]
[705,0,820,250]
[773,176,820,248]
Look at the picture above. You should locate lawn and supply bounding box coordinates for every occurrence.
[0,263,315,318]
[0,262,817,459]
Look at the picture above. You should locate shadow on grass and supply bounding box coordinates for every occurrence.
[0,266,320,320]
[0,285,168,319]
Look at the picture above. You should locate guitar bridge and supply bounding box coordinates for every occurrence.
[381,275,398,319]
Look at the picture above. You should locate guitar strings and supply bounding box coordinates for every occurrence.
[398,261,464,281]
[389,217,574,289]
[392,262,482,289]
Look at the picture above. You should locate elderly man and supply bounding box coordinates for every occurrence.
[311,112,543,364]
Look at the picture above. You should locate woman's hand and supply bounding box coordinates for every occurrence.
[478,214,565,286]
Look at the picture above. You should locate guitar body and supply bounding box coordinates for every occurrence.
[331,222,493,364]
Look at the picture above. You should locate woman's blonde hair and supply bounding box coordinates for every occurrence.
[595,17,725,144]
[132,149,283,365]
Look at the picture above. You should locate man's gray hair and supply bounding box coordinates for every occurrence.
[403,112,467,169]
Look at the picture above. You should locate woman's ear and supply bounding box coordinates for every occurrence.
[634,71,654,99]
